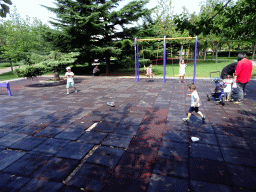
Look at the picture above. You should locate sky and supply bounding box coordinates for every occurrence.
[4,0,204,26]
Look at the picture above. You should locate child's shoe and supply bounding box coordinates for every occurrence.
[202,116,206,121]
[67,92,69,95]
[183,118,189,122]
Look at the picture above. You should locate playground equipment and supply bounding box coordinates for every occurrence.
[134,36,198,83]
[207,71,226,106]
[0,82,12,96]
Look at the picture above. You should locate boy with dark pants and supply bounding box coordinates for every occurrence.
[183,83,206,122]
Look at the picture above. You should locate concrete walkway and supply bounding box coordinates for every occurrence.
[0,77,256,191]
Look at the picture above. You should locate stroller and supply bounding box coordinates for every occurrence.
[207,71,227,106]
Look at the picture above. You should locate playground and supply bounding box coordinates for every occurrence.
[0,76,256,191]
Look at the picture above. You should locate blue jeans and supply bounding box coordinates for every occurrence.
[237,82,247,101]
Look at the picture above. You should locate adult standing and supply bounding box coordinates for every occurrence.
[220,62,237,79]
[234,53,253,103]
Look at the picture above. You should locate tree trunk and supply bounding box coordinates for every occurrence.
[204,48,207,61]
[53,70,60,80]
[212,43,215,60]
[252,42,255,60]
[215,42,218,63]
[179,44,183,63]
[9,58,13,74]
[106,56,110,75]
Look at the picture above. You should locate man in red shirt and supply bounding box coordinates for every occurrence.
[234,53,253,103]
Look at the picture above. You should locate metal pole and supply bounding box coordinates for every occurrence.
[193,36,198,84]
[137,41,139,81]
[163,36,166,83]
[134,38,137,82]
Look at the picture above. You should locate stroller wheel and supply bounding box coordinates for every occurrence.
[220,95,225,106]
[207,95,210,101]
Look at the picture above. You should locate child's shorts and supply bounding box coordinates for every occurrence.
[188,107,199,113]
[66,82,75,88]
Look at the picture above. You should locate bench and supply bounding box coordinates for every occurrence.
[0,82,12,96]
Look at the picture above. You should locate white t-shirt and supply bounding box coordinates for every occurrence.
[179,64,186,75]
[147,67,152,74]
[65,72,74,83]
[191,90,200,107]
[224,79,233,93]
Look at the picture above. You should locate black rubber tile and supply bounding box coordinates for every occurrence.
[162,130,189,143]
[213,124,242,137]
[59,186,87,192]
[102,172,150,192]
[112,124,139,135]
[15,124,45,135]
[165,121,189,132]
[190,180,233,192]
[102,134,133,148]
[158,140,189,159]
[33,157,79,183]
[114,152,156,177]
[101,112,126,123]
[153,155,188,178]
[0,172,31,192]
[34,126,66,137]
[55,142,94,160]
[92,122,117,133]
[189,132,218,145]
[119,113,145,126]
[216,135,250,149]
[190,158,232,185]
[0,133,28,147]
[66,163,113,192]
[86,146,125,167]
[77,131,108,144]
[2,153,51,177]
[239,128,256,137]
[19,178,63,192]
[32,138,70,154]
[0,122,26,133]
[0,150,26,171]
[54,128,85,140]
[9,136,47,151]
[227,164,256,190]
[147,174,189,192]
[220,147,256,167]
[188,122,215,133]
[0,132,7,138]
[190,143,224,161]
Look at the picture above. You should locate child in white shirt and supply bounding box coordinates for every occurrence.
[183,83,206,122]
[223,75,234,101]
[65,67,77,95]
[179,59,187,84]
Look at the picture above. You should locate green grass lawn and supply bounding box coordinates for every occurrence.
[0,61,24,69]
[0,71,20,82]
[150,60,256,78]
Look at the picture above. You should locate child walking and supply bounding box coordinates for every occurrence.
[183,83,206,122]
[65,67,77,95]
[223,75,234,101]
[179,59,187,84]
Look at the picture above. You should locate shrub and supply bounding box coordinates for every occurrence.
[14,51,79,78]
[138,59,151,67]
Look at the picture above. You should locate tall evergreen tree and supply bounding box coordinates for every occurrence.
[42,0,153,74]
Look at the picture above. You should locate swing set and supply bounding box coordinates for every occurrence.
[134,36,198,83]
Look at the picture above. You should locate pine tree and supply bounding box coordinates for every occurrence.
[42,0,153,74]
